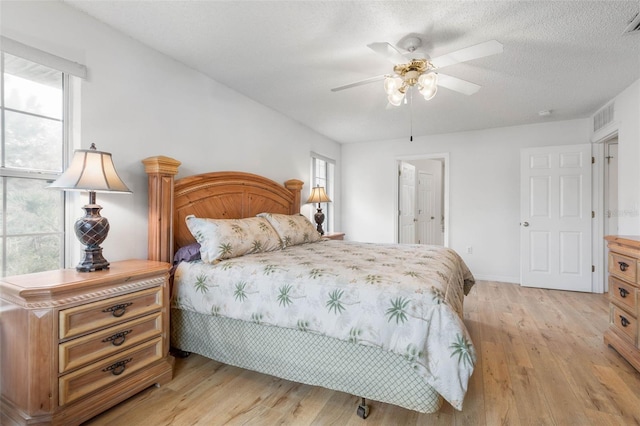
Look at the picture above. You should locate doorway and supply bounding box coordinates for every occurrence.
[396,154,449,246]
[604,138,618,236]
[592,130,619,294]
[603,136,618,291]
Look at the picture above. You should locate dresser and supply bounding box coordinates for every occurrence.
[0,259,173,425]
[604,235,640,372]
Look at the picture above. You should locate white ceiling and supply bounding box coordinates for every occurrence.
[64,1,640,144]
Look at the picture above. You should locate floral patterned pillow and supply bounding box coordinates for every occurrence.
[257,213,321,248]
[185,215,282,263]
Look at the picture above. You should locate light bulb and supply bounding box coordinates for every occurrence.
[384,77,396,94]
[418,72,438,100]
[388,90,404,106]
[420,84,437,100]
[384,77,403,95]
[387,95,402,106]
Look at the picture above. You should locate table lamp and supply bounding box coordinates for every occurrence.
[49,143,131,272]
[306,186,331,235]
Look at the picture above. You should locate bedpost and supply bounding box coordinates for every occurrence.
[142,156,181,263]
[285,179,304,214]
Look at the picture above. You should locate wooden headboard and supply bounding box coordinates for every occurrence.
[142,156,304,263]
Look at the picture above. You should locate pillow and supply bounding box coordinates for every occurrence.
[173,242,201,265]
[257,213,321,248]
[185,215,282,263]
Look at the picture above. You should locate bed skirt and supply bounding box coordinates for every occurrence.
[171,308,443,413]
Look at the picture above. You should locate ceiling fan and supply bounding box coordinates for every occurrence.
[331,36,503,106]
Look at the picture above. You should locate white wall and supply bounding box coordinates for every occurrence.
[0,1,341,264]
[342,119,591,283]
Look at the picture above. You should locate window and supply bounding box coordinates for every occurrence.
[0,39,84,277]
[310,153,335,233]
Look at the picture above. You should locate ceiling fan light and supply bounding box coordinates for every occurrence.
[418,72,438,100]
[384,76,403,95]
[388,91,404,106]
[420,84,438,100]
[418,72,437,89]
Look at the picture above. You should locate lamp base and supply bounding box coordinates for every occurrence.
[74,204,110,272]
[76,246,110,272]
[314,208,325,236]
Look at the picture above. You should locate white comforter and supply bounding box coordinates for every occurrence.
[172,240,476,409]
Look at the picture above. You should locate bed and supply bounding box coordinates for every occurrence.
[142,156,476,416]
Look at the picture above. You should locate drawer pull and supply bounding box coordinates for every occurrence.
[620,315,631,328]
[102,330,132,347]
[619,287,630,298]
[618,261,629,272]
[102,358,132,376]
[102,302,133,318]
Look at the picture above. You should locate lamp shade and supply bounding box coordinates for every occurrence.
[306,186,331,204]
[384,76,403,95]
[48,144,131,193]
[418,72,438,101]
[388,91,405,106]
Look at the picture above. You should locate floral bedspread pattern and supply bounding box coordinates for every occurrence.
[172,240,476,409]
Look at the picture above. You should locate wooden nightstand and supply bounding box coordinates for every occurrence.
[604,236,640,372]
[324,232,345,241]
[0,259,173,426]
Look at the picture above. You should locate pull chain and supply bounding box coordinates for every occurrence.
[409,88,414,141]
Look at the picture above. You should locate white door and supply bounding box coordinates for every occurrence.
[417,171,437,244]
[520,144,592,292]
[399,161,416,244]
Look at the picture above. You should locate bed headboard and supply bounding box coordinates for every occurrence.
[142,156,304,263]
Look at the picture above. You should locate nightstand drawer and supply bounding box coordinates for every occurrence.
[59,312,163,374]
[608,252,637,283]
[610,304,637,344]
[59,336,163,405]
[59,286,163,340]
[609,276,638,313]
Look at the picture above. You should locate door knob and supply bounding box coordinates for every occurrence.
[522,222,530,227]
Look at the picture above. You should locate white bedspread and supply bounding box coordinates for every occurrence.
[172,240,476,409]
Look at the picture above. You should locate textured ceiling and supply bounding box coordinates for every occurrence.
[63,1,640,144]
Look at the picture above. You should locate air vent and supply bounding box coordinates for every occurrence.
[624,12,640,34]
[594,103,615,132]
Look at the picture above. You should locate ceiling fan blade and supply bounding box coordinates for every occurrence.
[430,40,503,68]
[367,42,408,65]
[436,74,481,95]
[331,74,386,92]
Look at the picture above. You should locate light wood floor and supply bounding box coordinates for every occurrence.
[84,281,640,425]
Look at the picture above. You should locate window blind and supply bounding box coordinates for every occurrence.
[1,36,87,79]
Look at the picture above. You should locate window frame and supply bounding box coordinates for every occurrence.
[0,38,84,276]
[310,152,335,234]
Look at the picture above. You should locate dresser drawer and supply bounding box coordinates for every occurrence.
[59,312,163,374]
[610,304,637,345]
[59,336,163,406]
[608,252,637,283]
[609,276,638,313]
[59,287,163,340]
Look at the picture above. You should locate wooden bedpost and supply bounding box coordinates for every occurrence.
[284,179,304,214]
[142,156,181,263]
